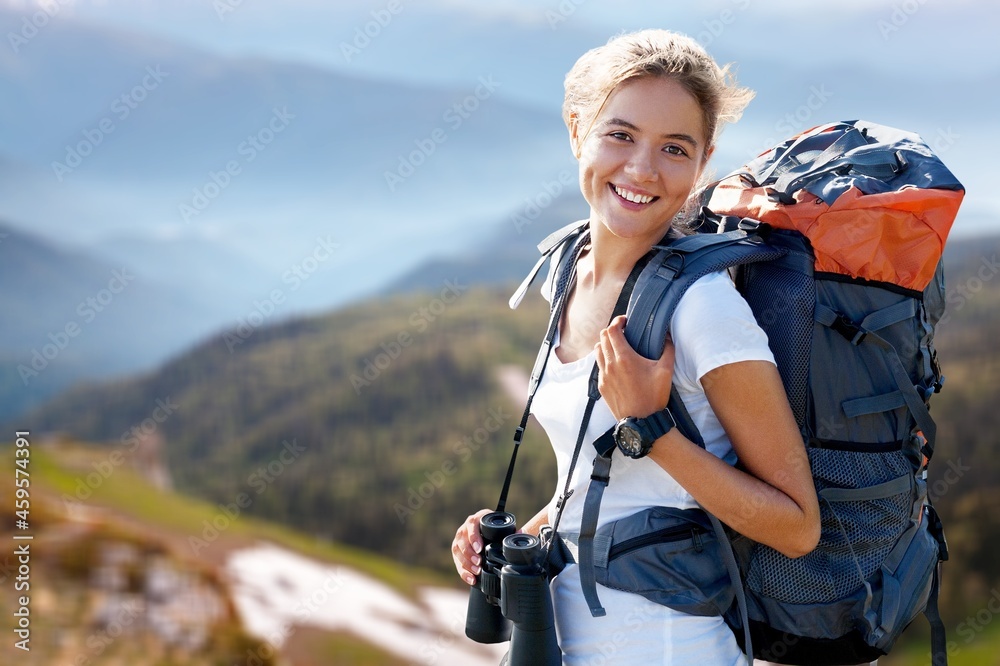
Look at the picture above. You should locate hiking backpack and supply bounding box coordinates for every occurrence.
[508,120,964,665]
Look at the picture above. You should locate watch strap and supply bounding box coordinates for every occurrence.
[643,407,676,441]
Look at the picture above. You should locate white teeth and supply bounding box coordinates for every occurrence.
[614,185,655,204]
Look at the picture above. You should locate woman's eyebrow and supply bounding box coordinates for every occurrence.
[601,117,699,149]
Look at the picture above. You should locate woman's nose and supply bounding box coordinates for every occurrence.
[624,148,658,182]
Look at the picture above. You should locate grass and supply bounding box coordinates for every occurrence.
[282,628,411,666]
[880,616,1000,666]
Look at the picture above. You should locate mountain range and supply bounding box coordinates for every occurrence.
[2,2,997,418]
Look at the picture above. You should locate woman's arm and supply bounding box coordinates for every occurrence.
[519,503,552,537]
[596,316,821,558]
[652,360,820,557]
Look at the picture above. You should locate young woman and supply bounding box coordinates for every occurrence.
[453,30,821,664]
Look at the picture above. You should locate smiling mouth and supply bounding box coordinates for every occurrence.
[610,183,659,205]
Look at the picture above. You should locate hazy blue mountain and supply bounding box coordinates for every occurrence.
[1,2,995,419]
[0,5,577,395]
[0,6,575,305]
[0,222,220,422]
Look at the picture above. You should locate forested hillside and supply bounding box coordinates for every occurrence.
[17,235,1000,632]
[919,236,1000,618]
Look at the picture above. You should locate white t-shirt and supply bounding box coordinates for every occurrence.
[532,259,775,665]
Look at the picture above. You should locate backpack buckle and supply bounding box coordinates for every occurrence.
[831,314,867,345]
[765,187,796,205]
[590,467,611,485]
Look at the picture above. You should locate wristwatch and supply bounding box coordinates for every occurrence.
[614,408,676,459]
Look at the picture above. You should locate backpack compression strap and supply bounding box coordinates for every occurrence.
[813,302,938,457]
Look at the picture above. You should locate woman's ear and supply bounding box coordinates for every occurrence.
[695,143,716,182]
[568,112,582,159]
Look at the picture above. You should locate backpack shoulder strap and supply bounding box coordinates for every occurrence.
[624,228,787,360]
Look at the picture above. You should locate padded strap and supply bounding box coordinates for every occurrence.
[625,234,786,360]
[655,228,754,254]
[566,260,650,617]
[545,252,652,584]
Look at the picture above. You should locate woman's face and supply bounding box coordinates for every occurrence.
[573,76,712,242]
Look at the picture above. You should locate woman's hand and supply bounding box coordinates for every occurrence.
[452,509,492,586]
[595,315,675,420]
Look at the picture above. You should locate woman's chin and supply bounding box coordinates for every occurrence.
[592,211,670,241]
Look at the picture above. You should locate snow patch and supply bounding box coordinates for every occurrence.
[226,542,507,665]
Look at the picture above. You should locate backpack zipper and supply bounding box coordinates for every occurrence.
[607,524,706,561]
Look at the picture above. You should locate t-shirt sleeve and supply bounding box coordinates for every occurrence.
[669,270,776,393]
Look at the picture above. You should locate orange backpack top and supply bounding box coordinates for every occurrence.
[708,120,964,292]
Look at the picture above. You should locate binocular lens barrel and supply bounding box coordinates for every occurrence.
[464,517,561,664]
[500,534,561,665]
[465,512,517,643]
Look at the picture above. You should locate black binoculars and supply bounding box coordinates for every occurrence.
[464,511,561,665]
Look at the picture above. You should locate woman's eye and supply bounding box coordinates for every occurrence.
[664,145,687,156]
[609,131,632,141]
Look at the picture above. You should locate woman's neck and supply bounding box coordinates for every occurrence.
[584,217,671,286]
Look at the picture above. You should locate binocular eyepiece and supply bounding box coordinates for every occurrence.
[464,511,561,666]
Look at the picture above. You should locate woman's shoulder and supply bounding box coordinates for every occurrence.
[678,270,744,310]
[670,269,774,388]
[673,269,756,328]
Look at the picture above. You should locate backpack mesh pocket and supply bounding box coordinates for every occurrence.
[746,448,914,604]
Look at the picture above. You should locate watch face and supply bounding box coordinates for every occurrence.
[618,425,644,457]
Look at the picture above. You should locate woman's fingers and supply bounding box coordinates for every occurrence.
[658,334,676,368]
[453,509,491,585]
[594,336,606,372]
[604,315,631,361]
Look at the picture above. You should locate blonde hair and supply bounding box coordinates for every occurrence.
[563,30,754,158]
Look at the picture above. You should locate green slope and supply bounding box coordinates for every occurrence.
[1,440,460,665]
